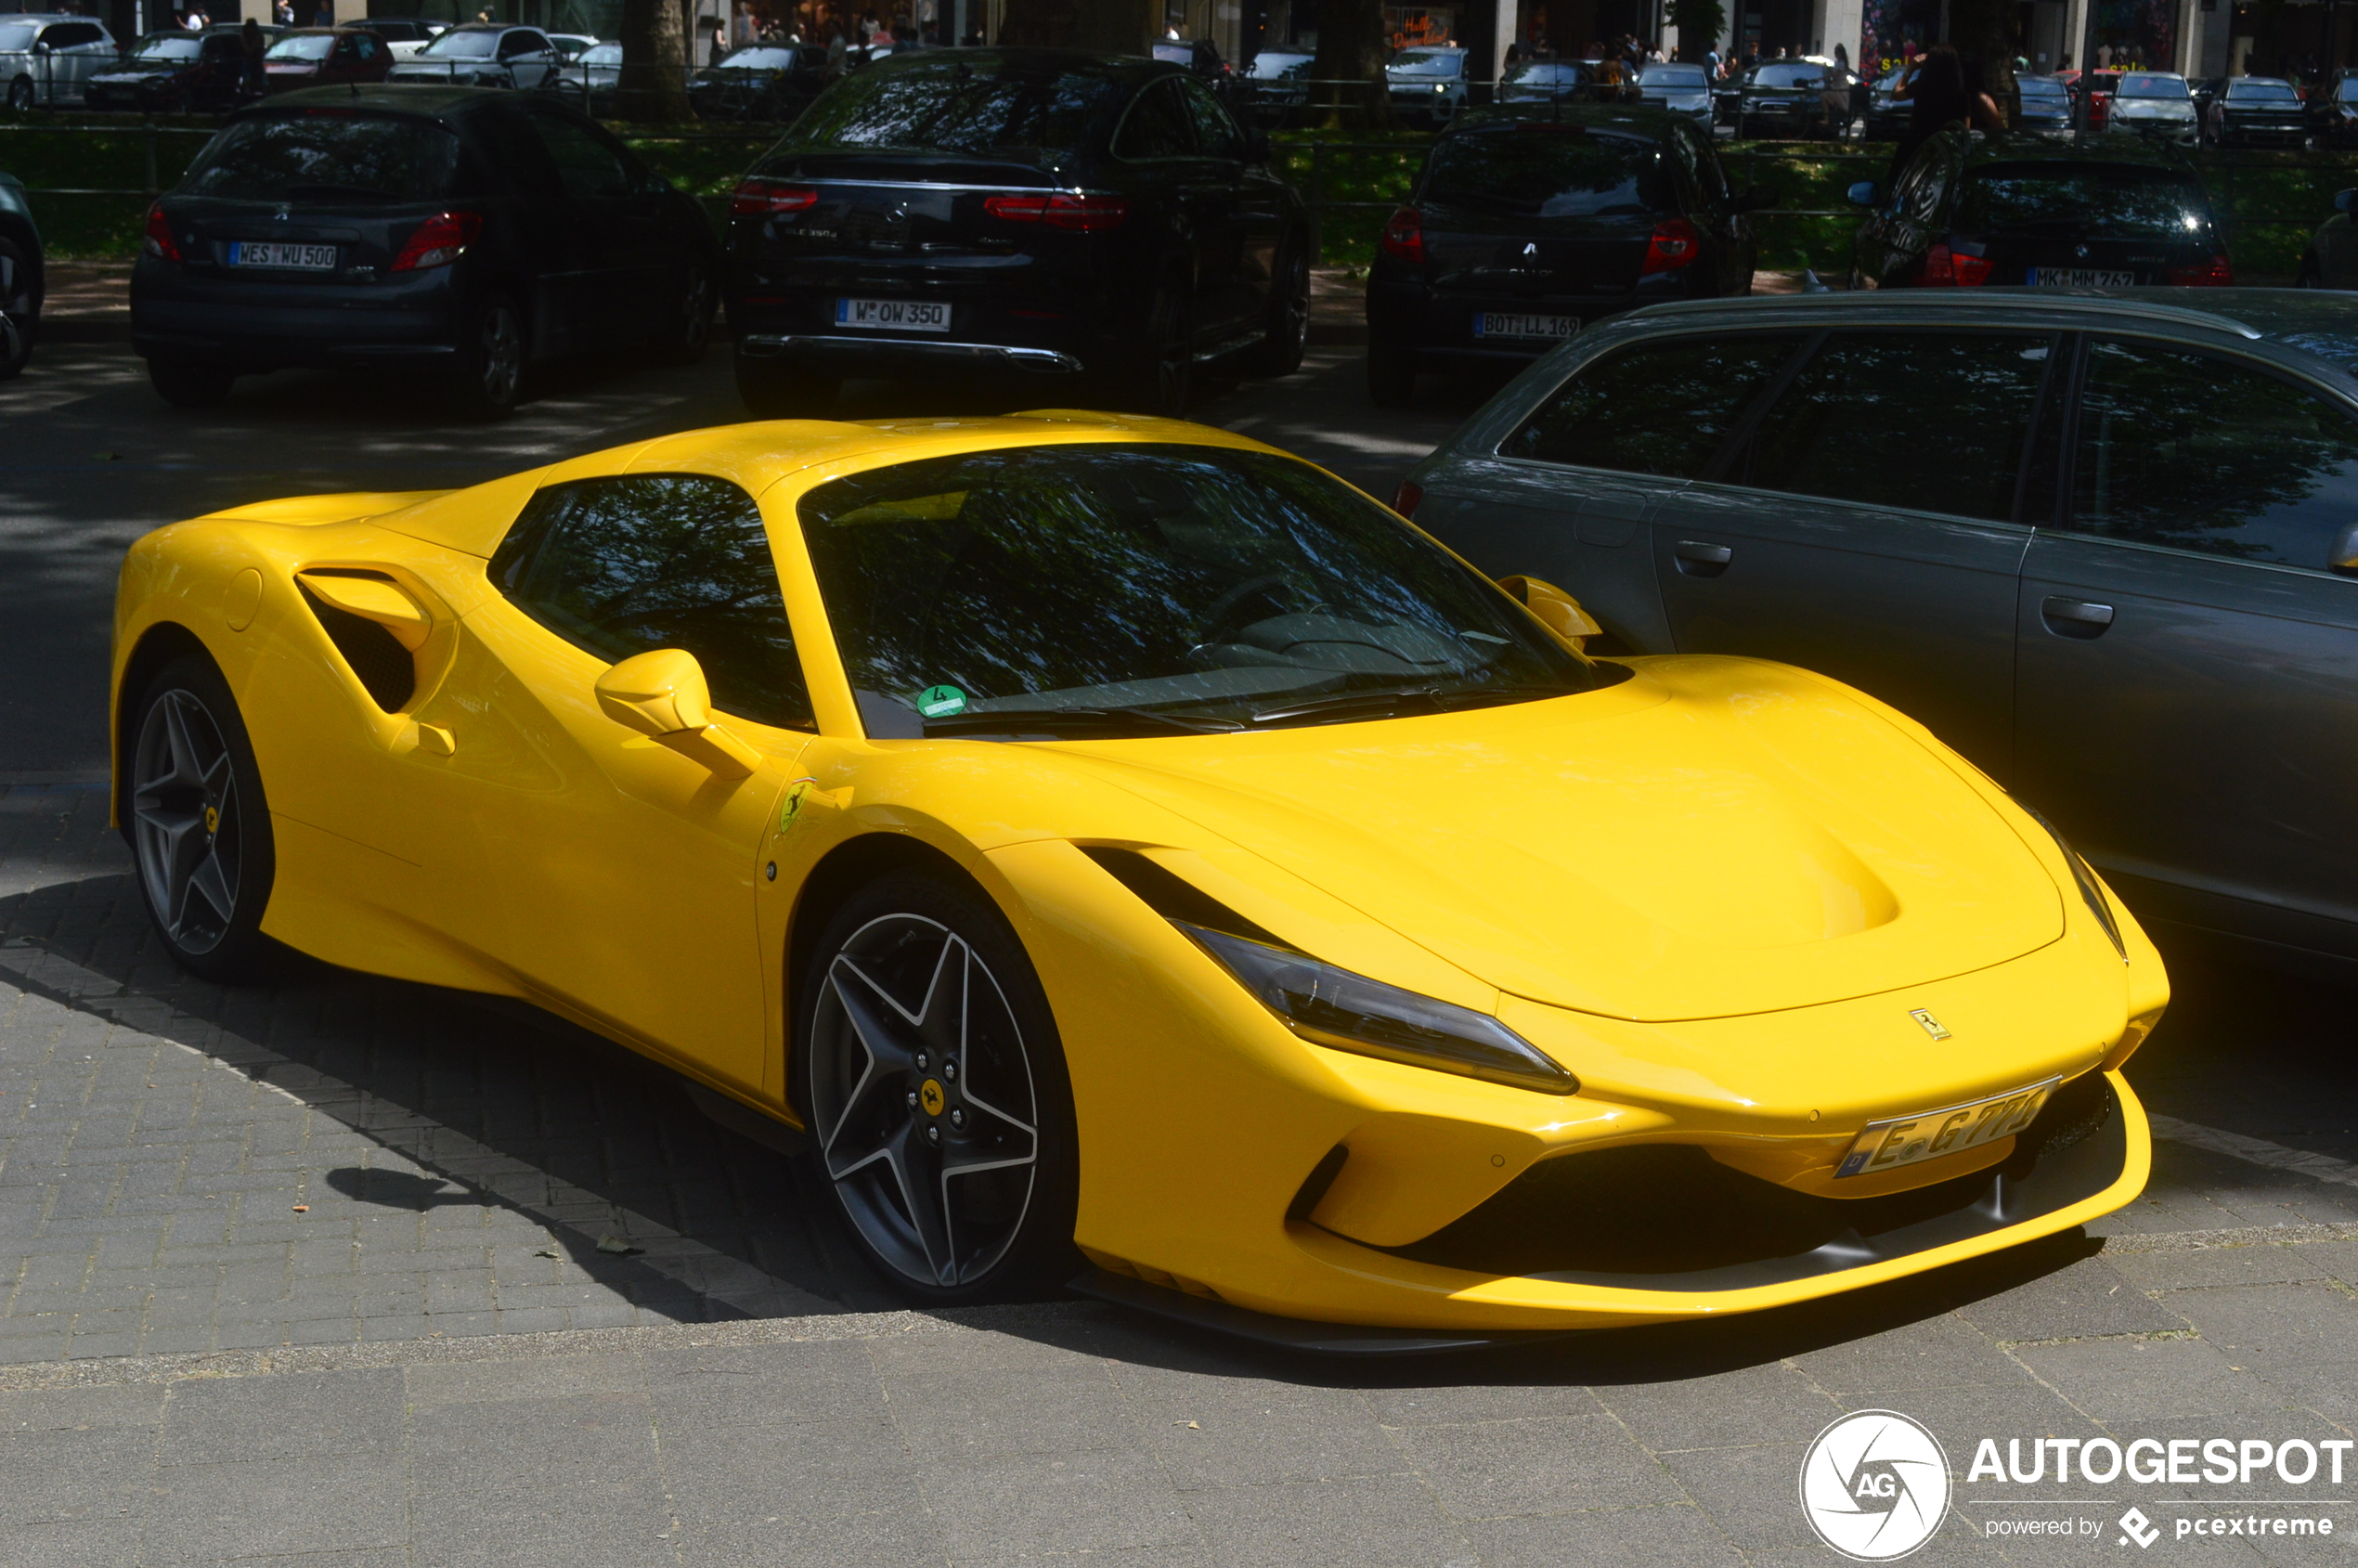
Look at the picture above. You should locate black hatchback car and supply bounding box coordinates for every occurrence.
[1849,131,2231,290]
[131,86,718,418]
[1366,108,1765,407]
[724,47,1311,419]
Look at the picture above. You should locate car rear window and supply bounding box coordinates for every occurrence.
[266,33,338,60]
[1954,162,2209,237]
[1424,126,1673,219]
[784,55,1124,156]
[1747,62,1821,88]
[1639,64,1708,86]
[180,113,460,202]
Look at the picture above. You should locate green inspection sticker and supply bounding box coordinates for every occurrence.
[915,684,968,719]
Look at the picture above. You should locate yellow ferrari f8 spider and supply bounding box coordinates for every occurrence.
[111,414,2166,1350]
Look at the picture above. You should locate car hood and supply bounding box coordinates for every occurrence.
[95,61,193,79]
[2114,99,2194,115]
[1054,656,2064,1022]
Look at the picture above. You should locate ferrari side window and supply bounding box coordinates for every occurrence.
[491,473,815,730]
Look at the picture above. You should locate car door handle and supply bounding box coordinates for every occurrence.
[2041,596,2115,639]
[1674,540,1733,577]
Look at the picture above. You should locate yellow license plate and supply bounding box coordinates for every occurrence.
[1835,1077,2061,1178]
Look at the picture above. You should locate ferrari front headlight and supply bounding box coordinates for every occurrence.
[1180,924,1578,1094]
[2026,810,2127,963]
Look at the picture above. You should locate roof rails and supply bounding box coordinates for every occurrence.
[1628,290,2263,341]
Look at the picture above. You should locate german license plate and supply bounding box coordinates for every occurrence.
[1836,1076,2061,1177]
[226,241,338,271]
[2028,267,2134,288]
[1474,311,1576,341]
[836,297,950,331]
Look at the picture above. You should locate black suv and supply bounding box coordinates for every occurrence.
[724,46,1312,418]
[1849,131,2230,290]
[130,86,718,418]
[1365,108,1766,407]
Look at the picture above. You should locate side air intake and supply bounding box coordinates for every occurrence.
[294,573,416,713]
[1079,847,1287,947]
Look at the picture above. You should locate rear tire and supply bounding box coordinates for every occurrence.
[1107,277,1193,417]
[1367,337,1416,408]
[6,76,32,112]
[736,353,838,418]
[1242,239,1310,379]
[656,259,716,366]
[0,236,36,381]
[444,292,525,421]
[147,356,235,408]
[125,654,279,983]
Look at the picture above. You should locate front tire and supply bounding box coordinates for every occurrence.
[6,76,33,112]
[794,871,1080,1305]
[126,654,278,982]
[1242,239,1310,379]
[1108,278,1193,417]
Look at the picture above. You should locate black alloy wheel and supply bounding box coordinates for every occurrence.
[148,356,236,408]
[1244,240,1311,379]
[446,293,525,421]
[796,873,1079,1304]
[128,656,278,980]
[0,236,35,380]
[735,352,838,418]
[658,260,717,365]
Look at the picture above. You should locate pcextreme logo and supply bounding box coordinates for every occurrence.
[1799,1410,1951,1561]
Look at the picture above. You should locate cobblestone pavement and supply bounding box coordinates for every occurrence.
[7,286,2358,1564]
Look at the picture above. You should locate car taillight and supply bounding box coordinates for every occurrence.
[2169,254,2235,286]
[983,193,1129,230]
[389,210,483,272]
[1916,241,1991,286]
[142,202,180,263]
[1393,480,1423,518]
[1640,216,1702,274]
[731,178,819,216]
[1380,205,1424,263]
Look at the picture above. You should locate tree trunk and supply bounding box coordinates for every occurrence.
[996,0,1158,50]
[1311,0,1394,131]
[1947,0,2019,122]
[616,0,692,122]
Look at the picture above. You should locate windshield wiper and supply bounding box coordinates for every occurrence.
[923,705,1245,738]
[1248,683,1575,726]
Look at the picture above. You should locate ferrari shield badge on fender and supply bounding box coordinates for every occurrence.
[779,777,818,832]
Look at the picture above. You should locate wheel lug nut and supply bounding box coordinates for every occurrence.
[950,1108,965,1129]
[915,1051,930,1070]
[943,1058,958,1081]
[925,1124,941,1147]
[904,1089,918,1109]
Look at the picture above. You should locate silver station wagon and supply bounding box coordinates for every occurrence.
[1405,290,2358,973]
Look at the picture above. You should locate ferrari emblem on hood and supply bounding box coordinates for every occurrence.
[1909,1009,1950,1040]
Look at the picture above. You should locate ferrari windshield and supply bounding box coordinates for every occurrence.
[799,446,1599,739]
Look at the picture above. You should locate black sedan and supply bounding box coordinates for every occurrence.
[130,85,718,419]
[85,28,270,114]
[1735,59,1824,138]
[2216,75,2310,147]
[1849,132,2231,290]
[725,47,1311,419]
[688,43,830,121]
[0,167,40,379]
[1365,107,1765,407]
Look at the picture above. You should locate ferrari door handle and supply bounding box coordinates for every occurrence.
[1674,540,1733,577]
[2041,596,2115,639]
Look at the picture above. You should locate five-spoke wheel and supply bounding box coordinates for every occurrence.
[127,657,276,978]
[798,875,1076,1302]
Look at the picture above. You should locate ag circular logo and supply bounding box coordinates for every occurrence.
[1799,1409,1951,1561]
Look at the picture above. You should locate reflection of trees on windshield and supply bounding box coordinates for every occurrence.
[2074,340,2358,565]
[788,58,1121,155]
[182,119,460,201]
[1426,131,1668,218]
[798,447,1590,725]
[1955,166,2207,235]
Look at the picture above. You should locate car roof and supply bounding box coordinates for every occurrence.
[240,83,514,118]
[1955,130,2193,169]
[862,46,1170,87]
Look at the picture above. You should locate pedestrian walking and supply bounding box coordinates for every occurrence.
[1820,42,1855,137]
[1887,44,1967,184]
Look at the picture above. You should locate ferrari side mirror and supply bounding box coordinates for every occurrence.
[595,648,760,777]
[1496,575,1603,652]
[2329,520,2358,573]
